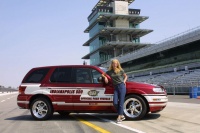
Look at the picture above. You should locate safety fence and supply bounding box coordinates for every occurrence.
[164,86,200,97]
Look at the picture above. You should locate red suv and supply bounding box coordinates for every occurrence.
[17,65,168,120]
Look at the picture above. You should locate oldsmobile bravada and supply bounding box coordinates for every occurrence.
[17,65,168,120]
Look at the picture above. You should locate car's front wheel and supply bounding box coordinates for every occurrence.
[123,95,147,120]
[30,97,53,120]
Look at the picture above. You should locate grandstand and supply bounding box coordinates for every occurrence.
[101,26,200,95]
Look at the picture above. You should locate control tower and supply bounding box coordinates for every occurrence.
[82,0,153,66]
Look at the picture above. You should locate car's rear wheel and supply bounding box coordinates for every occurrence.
[30,97,53,120]
[123,95,147,120]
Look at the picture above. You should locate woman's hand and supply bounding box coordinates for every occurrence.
[101,74,105,78]
[123,73,127,87]
[124,82,126,87]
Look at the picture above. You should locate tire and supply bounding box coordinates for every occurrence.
[30,97,53,120]
[58,111,70,117]
[123,94,147,120]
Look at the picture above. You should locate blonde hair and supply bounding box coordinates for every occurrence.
[108,59,123,74]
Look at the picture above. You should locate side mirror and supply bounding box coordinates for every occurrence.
[97,76,103,83]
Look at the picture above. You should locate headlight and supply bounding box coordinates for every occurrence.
[153,87,164,93]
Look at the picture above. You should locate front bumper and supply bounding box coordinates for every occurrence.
[143,94,168,112]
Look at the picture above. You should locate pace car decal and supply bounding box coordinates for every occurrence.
[50,89,83,95]
[79,88,112,101]
[22,84,113,102]
[88,90,99,96]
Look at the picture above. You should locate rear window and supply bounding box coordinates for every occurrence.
[23,68,49,83]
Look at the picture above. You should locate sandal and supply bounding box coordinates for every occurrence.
[121,116,125,121]
[116,118,122,124]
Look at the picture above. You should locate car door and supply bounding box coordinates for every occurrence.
[42,67,74,110]
[72,67,114,111]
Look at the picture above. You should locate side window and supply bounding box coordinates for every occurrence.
[74,68,102,84]
[23,68,49,83]
[50,67,72,83]
[74,68,92,83]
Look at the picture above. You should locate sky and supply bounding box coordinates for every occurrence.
[0,0,200,88]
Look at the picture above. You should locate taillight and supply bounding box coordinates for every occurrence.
[18,86,26,94]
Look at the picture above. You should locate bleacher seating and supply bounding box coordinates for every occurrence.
[129,68,200,94]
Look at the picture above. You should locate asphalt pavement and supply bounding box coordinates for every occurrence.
[1,92,200,133]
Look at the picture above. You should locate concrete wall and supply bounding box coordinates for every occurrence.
[113,1,130,52]
[113,1,128,15]
[113,1,129,28]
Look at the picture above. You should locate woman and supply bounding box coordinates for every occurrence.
[102,59,127,124]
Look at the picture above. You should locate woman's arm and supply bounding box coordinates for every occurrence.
[102,73,109,84]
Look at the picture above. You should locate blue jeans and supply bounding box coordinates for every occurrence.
[113,83,126,115]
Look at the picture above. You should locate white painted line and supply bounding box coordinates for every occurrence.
[86,113,146,133]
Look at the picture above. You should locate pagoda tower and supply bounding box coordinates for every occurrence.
[82,0,153,66]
